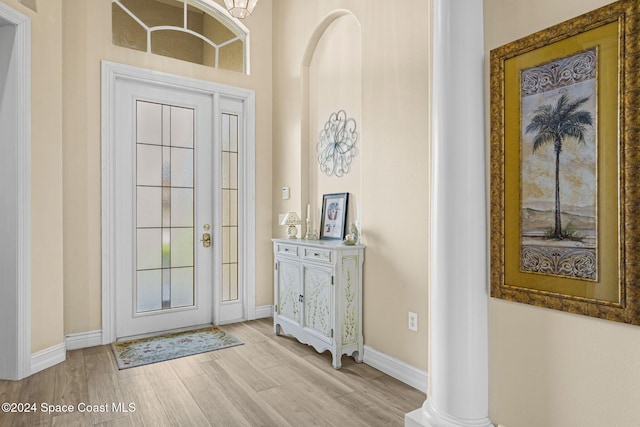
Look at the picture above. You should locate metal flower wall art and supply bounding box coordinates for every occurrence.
[317,110,358,177]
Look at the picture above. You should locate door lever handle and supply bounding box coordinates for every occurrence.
[200,233,211,248]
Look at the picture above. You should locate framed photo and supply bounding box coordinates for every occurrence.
[490,0,640,324]
[320,193,349,240]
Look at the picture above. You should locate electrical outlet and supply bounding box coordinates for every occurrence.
[408,312,418,332]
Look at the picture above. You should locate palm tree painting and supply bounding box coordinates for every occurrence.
[525,94,593,239]
[520,49,598,280]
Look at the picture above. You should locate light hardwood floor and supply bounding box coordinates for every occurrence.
[0,318,425,426]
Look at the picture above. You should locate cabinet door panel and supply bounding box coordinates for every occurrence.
[341,255,360,345]
[277,260,301,323]
[303,266,333,339]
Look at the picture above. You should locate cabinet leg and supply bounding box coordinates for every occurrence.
[274,323,281,336]
[332,353,342,369]
[352,350,363,363]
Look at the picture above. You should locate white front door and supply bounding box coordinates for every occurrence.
[103,62,257,343]
[114,80,215,338]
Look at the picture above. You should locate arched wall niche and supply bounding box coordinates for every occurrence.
[301,10,363,236]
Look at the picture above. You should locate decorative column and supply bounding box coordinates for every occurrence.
[405,0,492,426]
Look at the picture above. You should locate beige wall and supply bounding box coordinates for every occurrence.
[485,0,640,425]
[61,0,273,334]
[31,0,65,353]
[0,0,65,354]
[273,0,429,370]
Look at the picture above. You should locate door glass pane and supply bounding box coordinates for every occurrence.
[137,145,162,186]
[171,228,194,267]
[137,270,162,312]
[137,101,162,144]
[222,263,230,301]
[136,101,195,313]
[171,267,194,308]
[171,106,194,148]
[229,264,238,300]
[137,187,162,228]
[229,114,238,151]
[137,228,162,270]
[222,112,239,302]
[171,147,194,187]
[171,188,193,227]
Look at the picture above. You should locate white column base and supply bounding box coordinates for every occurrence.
[405,407,431,427]
[405,400,494,427]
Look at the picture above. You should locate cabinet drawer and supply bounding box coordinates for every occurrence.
[303,248,332,263]
[277,243,299,257]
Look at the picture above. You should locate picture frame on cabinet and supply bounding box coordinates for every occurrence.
[489,0,640,325]
[320,192,349,240]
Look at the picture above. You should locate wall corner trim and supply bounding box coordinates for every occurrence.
[363,345,428,393]
[0,1,32,382]
[65,330,104,351]
[30,343,66,375]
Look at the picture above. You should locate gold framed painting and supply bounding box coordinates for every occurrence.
[490,0,640,324]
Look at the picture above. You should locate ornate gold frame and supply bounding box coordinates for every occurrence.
[490,0,640,324]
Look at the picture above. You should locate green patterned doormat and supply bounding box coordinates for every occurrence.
[111,326,243,369]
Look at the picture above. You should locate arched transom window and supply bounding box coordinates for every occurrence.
[112,0,250,74]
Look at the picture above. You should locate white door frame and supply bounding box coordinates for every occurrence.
[101,61,256,344]
[0,3,31,381]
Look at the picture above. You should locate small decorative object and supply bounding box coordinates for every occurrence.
[343,222,359,246]
[304,217,312,240]
[490,0,640,326]
[304,220,318,240]
[304,203,316,240]
[317,110,358,177]
[224,0,258,19]
[320,193,349,240]
[282,211,301,239]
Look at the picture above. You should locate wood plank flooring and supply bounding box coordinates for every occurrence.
[0,318,425,426]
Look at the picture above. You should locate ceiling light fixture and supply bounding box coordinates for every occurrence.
[224,0,258,19]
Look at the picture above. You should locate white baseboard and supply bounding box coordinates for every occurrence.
[65,330,103,350]
[363,345,428,393]
[255,304,273,319]
[31,343,66,375]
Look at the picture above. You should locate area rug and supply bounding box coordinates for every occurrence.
[111,326,243,369]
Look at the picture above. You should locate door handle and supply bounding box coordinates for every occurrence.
[200,233,211,248]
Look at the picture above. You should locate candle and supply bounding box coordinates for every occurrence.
[306,203,310,220]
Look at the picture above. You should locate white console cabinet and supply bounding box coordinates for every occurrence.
[272,238,364,369]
